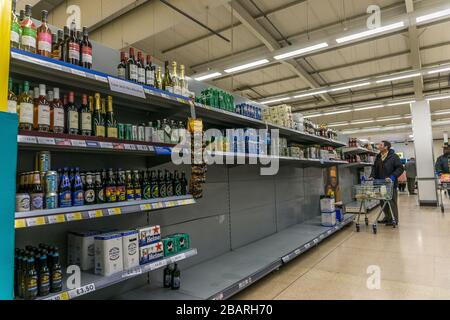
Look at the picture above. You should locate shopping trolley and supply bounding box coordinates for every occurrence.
[437,174,450,213]
[353,179,396,234]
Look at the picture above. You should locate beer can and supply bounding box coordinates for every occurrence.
[16,193,30,212]
[131,125,138,141]
[35,151,51,172]
[138,125,145,142]
[30,193,44,210]
[125,124,133,141]
[45,171,58,193]
[45,193,58,209]
[118,123,125,140]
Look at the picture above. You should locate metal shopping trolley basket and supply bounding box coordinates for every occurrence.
[353,179,396,234]
[437,174,450,213]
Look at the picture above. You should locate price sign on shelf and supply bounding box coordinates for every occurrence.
[44,291,70,300]
[26,217,46,227]
[71,68,86,78]
[122,267,142,278]
[108,208,121,216]
[140,204,152,211]
[124,144,136,151]
[171,253,186,263]
[48,214,66,224]
[66,212,83,222]
[88,210,103,219]
[95,75,108,83]
[113,143,125,150]
[37,137,56,145]
[304,243,311,250]
[71,139,87,148]
[108,77,146,99]
[55,138,71,146]
[69,283,96,299]
[294,249,301,256]
[150,259,167,271]
[136,145,148,151]
[15,219,26,229]
[313,239,319,245]
[99,142,114,149]
[18,135,37,144]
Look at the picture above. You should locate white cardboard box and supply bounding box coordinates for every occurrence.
[322,211,337,227]
[320,197,336,213]
[94,233,124,276]
[68,231,99,271]
[121,230,139,269]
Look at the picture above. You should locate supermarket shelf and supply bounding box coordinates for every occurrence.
[14,195,196,229]
[10,48,346,148]
[37,249,198,300]
[116,214,354,300]
[341,162,374,168]
[342,147,378,155]
[345,200,380,213]
[18,131,176,156]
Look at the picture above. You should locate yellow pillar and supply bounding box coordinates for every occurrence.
[0,0,12,112]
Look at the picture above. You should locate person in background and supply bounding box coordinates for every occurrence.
[405,157,417,195]
[435,146,450,196]
[398,168,407,192]
[370,141,405,226]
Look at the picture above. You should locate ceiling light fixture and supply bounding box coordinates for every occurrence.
[330,82,371,92]
[261,97,291,105]
[351,119,374,125]
[433,110,450,116]
[387,100,416,106]
[428,66,450,75]
[274,42,329,60]
[194,72,222,81]
[335,21,405,44]
[354,105,384,111]
[427,95,450,102]
[322,109,353,116]
[376,117,405,122]
[416,8,450,24]
[294,90,329,99]
[376,73,422,84]
[225,59,270,74]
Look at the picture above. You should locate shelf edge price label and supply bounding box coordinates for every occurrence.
[37,137,56,145]
[18,135,37,144]
[304,243,311,250]
[136,145,148,151]
[122,267,143,278]
[88,210,104,219]
[48,214,66,224]
[150,259,167,271]
[71,68,86,77]
[108,76,146,99]
[294,249,301,255]
[66,212,83,221]
[69,283,96,299]
[140,204,152,211]
[15,219,26,229]
[108,208,121,216]
[238,277,252,289]
[327,230,333,235]
[171,253,186,263]
[44,291,70,300]
[71,139,87,148]
[319,234,325,240]
[99,142,114,149]
[26,217,46,227]
[313,239,319,245]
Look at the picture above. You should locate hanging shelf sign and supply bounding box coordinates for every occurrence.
[108,77,146,99]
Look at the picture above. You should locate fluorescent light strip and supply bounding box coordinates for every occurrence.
[294,90,329,99]
[330,82,371,92]
[274,42,329,60]
[225,59,270,73]
[376,117,407,122]
[427,95,450,102]
[387,100,416,107]
[194,72,222,81]
[335,21,405,44]
[303,114,323,119]
[322,109,352,116]
[416,8,450,24]
[328,122,349,128]
[433,110,450,116]
[351,120,374,125]
[262,97,291,105]
[376,73,422,84]
[354,105,384,111]
[428,67,450,75]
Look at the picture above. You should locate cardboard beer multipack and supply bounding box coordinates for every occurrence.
[162,237,177,257]
[139,241,164,265]
[121,230,139,269]
[67,231,99,271]
[137,225,161,247]
[94,233,123,276]
[162,233,190,257]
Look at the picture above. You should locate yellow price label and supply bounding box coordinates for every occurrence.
[166,201,174,207]
[59,292,70,300]
[15,219,26,229]
[140,204,152,211]
[26,217,46,227]
[48,214,66,224]
[107,208,121,215]
[66,212,83,221]
[152,203,163,209]
[89,210,104,218]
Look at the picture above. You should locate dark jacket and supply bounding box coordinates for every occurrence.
[370,149,404,187]
[405,160,417,179]
[435,154,450,174]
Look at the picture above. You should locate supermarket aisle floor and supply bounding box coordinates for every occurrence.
[234,194,450,300]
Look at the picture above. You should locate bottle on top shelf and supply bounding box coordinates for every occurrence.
[80,26,92,69]
[20,4,37,53]
[76,30,83,64]
[137,52,146,85]
[52,30,63,60]
[66,22,80,65]
[179,64,187,96]
[163,61,174,93]
[8,78,17,114]
[61,26,70,62]
[155,67,163,90]
[145,55,155,87]
[118,52,127,80]
[127,48,138,83]
[10,0,20,49]
[19,81,34,131]
[37,10,52,57]
[171,61,181,95]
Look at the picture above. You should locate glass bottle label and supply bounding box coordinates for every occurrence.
[38,104,50,126]
[11,21,20,44]
[143,185,151,200]
[130,65,138,81]
[151,185,159,198]
[31,193,44,210]
[69,111,79,130]
[138,68,146,83]
[116,186,126,202]
[106,187,117,202]
[82,47,93,64]
[37,32,52,53]
[72,190,84,206]
[134,189,142,201]
[7,100,17,114]
[21,26,37,48]
[84,189,96,203]
[165,85,174,94]
[54,108,65,128]
[19,102,34,124]
[59,190,72,207]
[95,125,105,137]
[69,43,80,60]
[97,188,105,202]
[146,70,154,86]
[126,189,134,201]
[118,67,126,79]
[81,113,92,131]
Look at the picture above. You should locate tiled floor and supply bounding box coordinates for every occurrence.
[234,194,450,300]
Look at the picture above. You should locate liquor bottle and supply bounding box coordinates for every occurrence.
[106,96,118,138]
[8,78,17,114]
[118,52,127,80]
[24,256,38,300]
[52,30,63,60]
[145,55,154,87]
[125,170,134,201]
[116,170,126,202]
[80,94,92,136]
[101,98,107,135]
[105,169,117,203]
[174,171,182,197]
[19,9,25,23]
[171,61,181,95]
[37,252,50,297]
[72,167,84,206]
[30,171,44,210]
[93,93,105,137]
[95,171,105,204]
[150,170,159,199]
[178,121,186,144]
[20,4,37,53]
[18,82,34,131]
[127,48,138,83]
[170,120,179,144]
[49,249,62,293]
[137,52,146,85]
[34,84,50,132]
[50,88,65,134]
[37,10,52,57]
[10,0,20,49]
[163,61,174,93]
[61,26,69,62]
[142,170,151,200]
[84,172,96,205]
[163,264,173,288]
[66,23,80,65]
[179,65,187,96]
[162,118,171,144]
[155,67,162,90]
[133,170,142,201]
[80,26,93,69]
[156,120,165,143]
[166,171,174,197]
[171,263,181,290]
[66,91,79,135]
[33,86,39,106]
[158,170,167,198]
[181,172,188,196]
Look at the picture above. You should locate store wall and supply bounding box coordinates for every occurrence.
[392,139,445,161]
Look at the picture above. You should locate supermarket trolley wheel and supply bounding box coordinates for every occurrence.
[372,225,377,234]
[365,218,369,226]
[356,224,360,233]
[441,206,445,213]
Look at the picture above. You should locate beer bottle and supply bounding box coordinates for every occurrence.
[126,170,134,201]
[72,167,84,206]
[80,94,92,136]
[80,171,86,186]
[38,251,50,297]
[116,169,126,202]
[106,96,118,138]
[163,264,173,288]
[25,256,38,300]
[59,167,72,208]
[150,170,159,199]
[69,167,75,185]
[158,170,167,198]
[181,172,188,196]
[105,169,117,203]
[165,170,173,197]
[93,93,105,137]
[14,250,20,297]
[174,171,182,197]
[84,172,96,205]
[171,263,181,290]
[49,248,62,293]
[142,170,151,200]
[95,171,105,204]
[133,170,142,201]
[30,171,44,210]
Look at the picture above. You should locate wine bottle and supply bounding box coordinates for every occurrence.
[93,93,105,137]
[37,10,52,57]
[20,4,37,53]
[145,55,155,87]
[163,61,174,93]
[67,23,80,65]
[10,0,20,49]
[19,82,34,131]
[118,52,127,80]
[80,26,93,69]
[66,91,79,135]
[7,78,17,114]
[34,84,50,132]
[127,48,138,83]
[80,94,92,136]
[137,52,146,85]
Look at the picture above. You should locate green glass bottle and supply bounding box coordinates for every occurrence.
[106,96,118,138]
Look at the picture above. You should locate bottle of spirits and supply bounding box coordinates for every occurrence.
[155,67,163,90]
[179,65,187,96]
[145,55,155,87]
[66,91,79,135]
[72,167,84,206]
[84,172,96,205]
[93,93,105,137]
[117,52,127,80]
[37,253,50,297]
[24,256,38,300]
[162,118,171,144]
[158,170,167,198]
[137,52,146,85]
[80,94,92,136]
[67,23,80,65]
[133,170,142,201]
[7,78,17,114]
[171,61,181,95]
[106,96,118,138]
[165,170,174,197]
[37,10,52,57]
[10,0,20,49]
[20,4,37,53]
[126,170,135,201]
[105,169,117,203]
[95,171,105,204]
[49,249,62,293]
[50,88,65,134]
[61,26,69,62]
[150,170,159,199]
[127,48,138,83]
[171,264,181,290]
[59,167,72,208]
[52,30,63,60]
[80,26,92,69]
[163,61,174,93]
[116,170,126,202]
[178,121,186,144]
[34,84,50,132]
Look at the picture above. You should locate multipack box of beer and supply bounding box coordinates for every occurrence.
[121,230,139,269]
[67,231,99,271]
[139,241,164,265]
[94,233,124,276]
[137,225,161,247]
